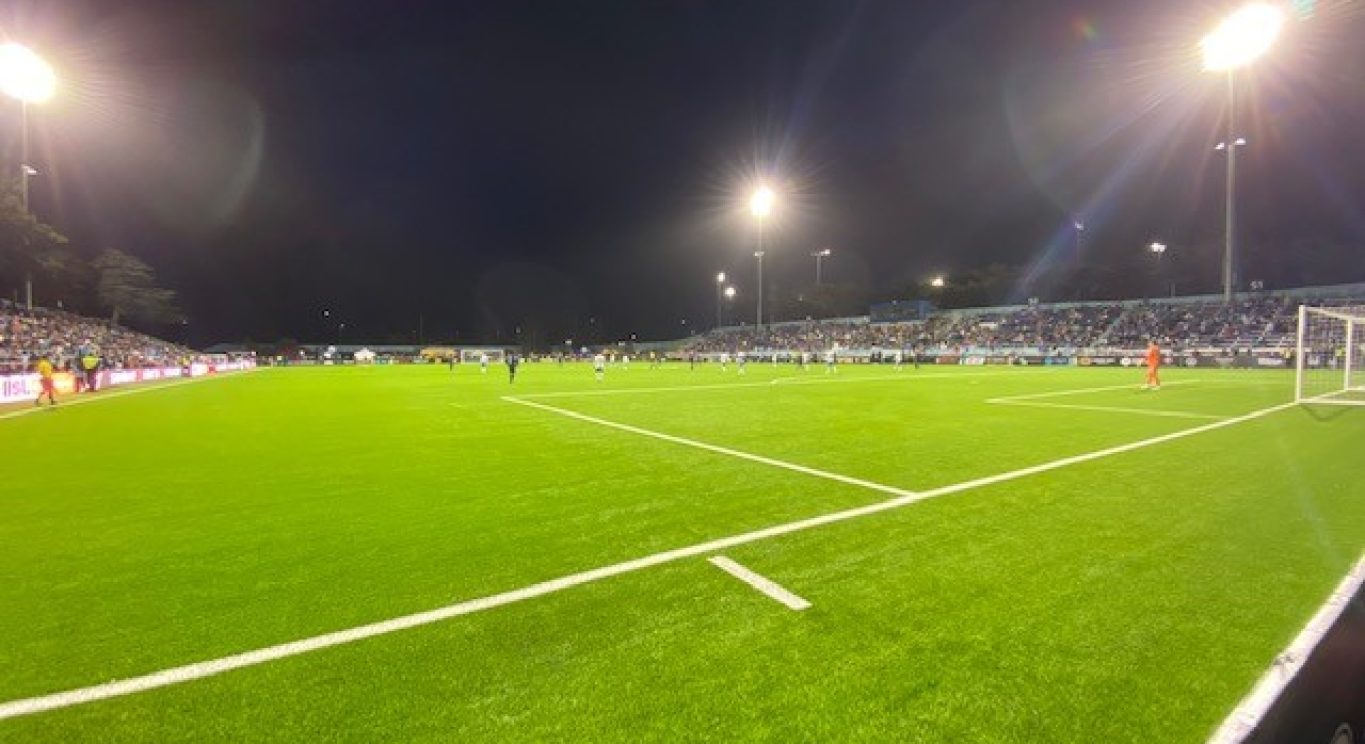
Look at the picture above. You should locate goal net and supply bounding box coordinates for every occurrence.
[1295,305,1365,406]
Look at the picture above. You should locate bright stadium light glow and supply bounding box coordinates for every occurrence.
[1201,4,1284,72]
[716,271,726,284]
[0,43,56,103]
[749,186,775,219]
[1149,242,1168,254]
[930,276,946,288]
[724,286,736,299]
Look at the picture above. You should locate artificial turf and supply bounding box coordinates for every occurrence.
[1,362,1361,742]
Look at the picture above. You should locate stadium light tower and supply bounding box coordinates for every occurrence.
[930,276,946,288]
[1201,3,1284,304]
[0,42,57,310]
[811,248,832,286]
[749,185,775,327]
[723,285,736,325]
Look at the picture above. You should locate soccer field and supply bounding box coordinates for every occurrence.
[2,362,1362,742]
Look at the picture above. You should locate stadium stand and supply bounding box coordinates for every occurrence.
[681,285,1365,356]
[0,300,195,374]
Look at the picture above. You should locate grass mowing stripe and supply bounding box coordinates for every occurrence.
[0,398,1297,721]
[707,556,811,611]
[1208,552,1365,744]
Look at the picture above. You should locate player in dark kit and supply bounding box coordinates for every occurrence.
[505,352,520,383]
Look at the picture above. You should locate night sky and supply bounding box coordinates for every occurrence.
[6,0,1365,345]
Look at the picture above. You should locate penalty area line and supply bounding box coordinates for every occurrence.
[0,400,1297,720]
[503,396,919,500]
[987,399,1228,421]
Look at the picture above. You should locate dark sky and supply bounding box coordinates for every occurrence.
[6,0,1365,344]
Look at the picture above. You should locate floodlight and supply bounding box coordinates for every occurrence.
[0,43,56,103]
[930,276,946,288]
[1149,242,1168,254]
[716,271,726,283]
[1201,4,1284,72]
[724,286,737,299]
[749,186,775,219]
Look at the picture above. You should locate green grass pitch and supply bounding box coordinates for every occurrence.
[2,361,1362,742]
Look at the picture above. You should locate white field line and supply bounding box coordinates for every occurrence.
[708,556,811,611]
[515,370,1049,400]
[0,370,259,422]
[504,396,917,499]
[985,380,1199,404]
[988,399,1228,421]
[1207,553,1365,744]
[0,398,1298,720]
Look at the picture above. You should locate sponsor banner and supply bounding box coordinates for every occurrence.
[960,356,986,366]
[935,355,961,365]
[0,360,254,404]
[1014,356,1075,366]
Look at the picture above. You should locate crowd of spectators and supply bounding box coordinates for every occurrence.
[682,295,1354,354]
[0,300,195,374]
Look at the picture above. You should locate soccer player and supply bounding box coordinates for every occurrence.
[893,349,904,371]
[736,350,747,375]
[824,348,837,374]
[800,350,810,371]
[593,352,606,381]
[622,354,630,371]
[505,352,519,383]
[479,352,489,374]
[719,351,730,371]
[34,355,57,407]
[1144,340,1162,390]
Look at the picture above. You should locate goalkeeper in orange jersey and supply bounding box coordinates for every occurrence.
[1143,340,1162,390]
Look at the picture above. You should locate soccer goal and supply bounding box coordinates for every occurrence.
[1295,305,1365,406]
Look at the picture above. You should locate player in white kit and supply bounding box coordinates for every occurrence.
[593,352,606,381]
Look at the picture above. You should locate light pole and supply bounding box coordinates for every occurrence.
[0,42,57,310]
[753,250,765,327]
[811,248,831,286]
[749,186,775,328]
[715,271,726,328]
[1201,3,1283,303]
[1072,219,1085,265]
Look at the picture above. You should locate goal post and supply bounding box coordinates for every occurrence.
[1295,305,1365,406]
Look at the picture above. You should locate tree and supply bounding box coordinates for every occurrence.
[92,249,183,326]
[0,177,71,306]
